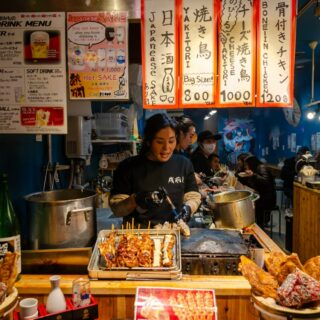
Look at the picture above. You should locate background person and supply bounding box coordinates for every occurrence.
[109,113,201,228]
[191,130,222,177]
[241,155,276,228]
[175,115,196,157]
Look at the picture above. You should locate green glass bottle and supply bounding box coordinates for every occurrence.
[0,173,21,273]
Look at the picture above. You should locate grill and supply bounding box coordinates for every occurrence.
[181,228,262,275]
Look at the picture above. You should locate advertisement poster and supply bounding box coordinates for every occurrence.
[67,12,129,100]
[0,12,67,134]
[134,287,217,320]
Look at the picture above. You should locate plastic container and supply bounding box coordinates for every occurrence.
[94,113,129,139]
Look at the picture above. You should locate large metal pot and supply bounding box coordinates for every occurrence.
[25,189,97,249]
[208,190,256,229]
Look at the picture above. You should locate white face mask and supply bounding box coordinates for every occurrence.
[202,143,216,155]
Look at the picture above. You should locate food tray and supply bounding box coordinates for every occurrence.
[88,229,182,280]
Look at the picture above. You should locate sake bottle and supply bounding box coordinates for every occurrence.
[46,275,67,314]
[0,173,21,274]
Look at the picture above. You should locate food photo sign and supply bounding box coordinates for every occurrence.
[67,11,129,100]
[134,287,217,320]
[0,12,67,134]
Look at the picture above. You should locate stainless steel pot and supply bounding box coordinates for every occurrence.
[208,190,256,229]
[25,189,97,249]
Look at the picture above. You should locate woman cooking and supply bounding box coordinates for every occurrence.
[109,113,201,228]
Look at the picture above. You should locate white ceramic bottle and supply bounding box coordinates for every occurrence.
[46,275,67,314]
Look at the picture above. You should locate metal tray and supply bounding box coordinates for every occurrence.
[88,229,182,280]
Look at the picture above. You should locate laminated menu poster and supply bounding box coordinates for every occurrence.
[141,0,178,109]
[0,12,67,134]
[217,0,256,107]
[179,0,217,108]
[67,12,129,100]
[134,287,217,320]
[256,0,296,107]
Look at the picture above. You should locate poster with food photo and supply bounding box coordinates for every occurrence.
[67,11,129,100]
[134,287,217,320]
[0,12,67,134]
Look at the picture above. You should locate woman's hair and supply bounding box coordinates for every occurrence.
[175,116,195,135]
[244,155,261,172]
[139,113,177,155]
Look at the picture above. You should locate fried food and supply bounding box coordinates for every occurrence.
[98,231,117,268]
[0,251,18,293]
[264,252,304,285]
[239,255,278,299]
[277,268,320,308]
[304,256,320,281]
[99,231,175,268]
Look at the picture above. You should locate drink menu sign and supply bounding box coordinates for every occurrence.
[180,0,216,108]
[0,12,67,134]
[67,12,129,100]
[141,0,178,109]
[217,0,256,107]
[256,0,296,107]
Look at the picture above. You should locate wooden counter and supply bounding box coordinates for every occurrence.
[293,182,320,263]
[15,225,281,320]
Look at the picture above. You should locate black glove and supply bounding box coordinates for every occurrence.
[134,188,167,210]
[178,204,192,222]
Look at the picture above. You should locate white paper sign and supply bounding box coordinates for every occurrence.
[0,12,67,134]
[218,0,255,106]
[142,0,177,108]
[180,0,216,107]
[257,0,296,107]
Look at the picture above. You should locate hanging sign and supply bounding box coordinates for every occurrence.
[0,12,67,134]
[141,0,178,109]
[256,0,296,107]
[67,11,129,100]
[217,0,256,107]
[179,0,216,108]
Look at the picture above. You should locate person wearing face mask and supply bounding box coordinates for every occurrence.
[109,113,201,228]
[191,130,222,177]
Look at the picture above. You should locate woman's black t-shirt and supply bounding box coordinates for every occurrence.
[110,154,198,227]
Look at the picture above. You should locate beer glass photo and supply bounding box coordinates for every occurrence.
[30,31,49,59]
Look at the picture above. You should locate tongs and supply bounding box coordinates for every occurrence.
[158,186,180,221]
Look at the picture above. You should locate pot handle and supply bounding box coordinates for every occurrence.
[66,207,93,225]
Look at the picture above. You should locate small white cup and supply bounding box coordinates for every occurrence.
[19,298,38,319]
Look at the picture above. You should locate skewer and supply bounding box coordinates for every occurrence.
[132,217,134,233]
[111,224,114,231]
[138,224,140,236]
[148,220,151,234]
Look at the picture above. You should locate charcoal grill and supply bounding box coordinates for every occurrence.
[181,228,262,275]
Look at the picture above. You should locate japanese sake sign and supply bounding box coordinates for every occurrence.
[141,0,178,108]
[257,0,296,107]
[180,0,216,108]
[217,0,256,107]
[67,12,129,100]
[0,12,67,134]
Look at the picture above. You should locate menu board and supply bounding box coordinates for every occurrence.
[0,12,67,134]
[141,0,178,109]
[217,0,256,107]
[256,0,296,107]
[134,287,217,320]
[67,11,129,100]
[180,0,216,108]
